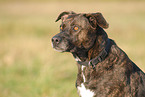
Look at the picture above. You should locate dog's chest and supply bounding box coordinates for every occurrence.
[77,66,94,97]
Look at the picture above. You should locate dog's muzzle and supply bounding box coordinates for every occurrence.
[51,34,70,52]
[52,35,62,46]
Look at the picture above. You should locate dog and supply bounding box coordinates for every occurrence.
[51,11,145,97]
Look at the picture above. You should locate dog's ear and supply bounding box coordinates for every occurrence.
[84,12,109,29]
[55,11,76,22]
[83,14,97,29]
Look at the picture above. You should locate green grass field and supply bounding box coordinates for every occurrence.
[0,1,145,97]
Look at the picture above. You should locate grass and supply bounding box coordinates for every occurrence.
[0,1,145,97]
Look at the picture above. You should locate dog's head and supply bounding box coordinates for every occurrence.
[52,11,109,53]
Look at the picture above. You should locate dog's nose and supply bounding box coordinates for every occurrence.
[52,36,61,44]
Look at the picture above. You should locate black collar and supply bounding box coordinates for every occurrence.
[76,39,111,69]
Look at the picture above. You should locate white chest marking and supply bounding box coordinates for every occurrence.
[82,65,86,82]
[77,65,94,97]
[75,57,81,61]
[77,83,94,97]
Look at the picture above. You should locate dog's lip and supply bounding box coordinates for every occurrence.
[54,48,64,52]
[52,42,67,52]
[52,46,65,52]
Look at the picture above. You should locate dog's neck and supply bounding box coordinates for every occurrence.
[72,27,108,62]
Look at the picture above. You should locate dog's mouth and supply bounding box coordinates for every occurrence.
[51,36,72,52]
[52,42,68,52]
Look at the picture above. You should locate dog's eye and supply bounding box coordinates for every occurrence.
[73,26,79,31]
[60,26,63,30]
[74,26,78,31]
[60,24,66,31]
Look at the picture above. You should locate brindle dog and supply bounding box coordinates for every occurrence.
[51,11,145,97]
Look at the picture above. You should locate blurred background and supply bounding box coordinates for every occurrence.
[0,0,145,97]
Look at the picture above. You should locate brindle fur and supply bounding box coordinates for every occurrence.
[52,11,145,97]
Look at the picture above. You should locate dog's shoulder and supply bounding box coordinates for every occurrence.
[109,39,144,73]
[109,39,145,95]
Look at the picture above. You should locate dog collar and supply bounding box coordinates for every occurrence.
[77,39,111,69]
